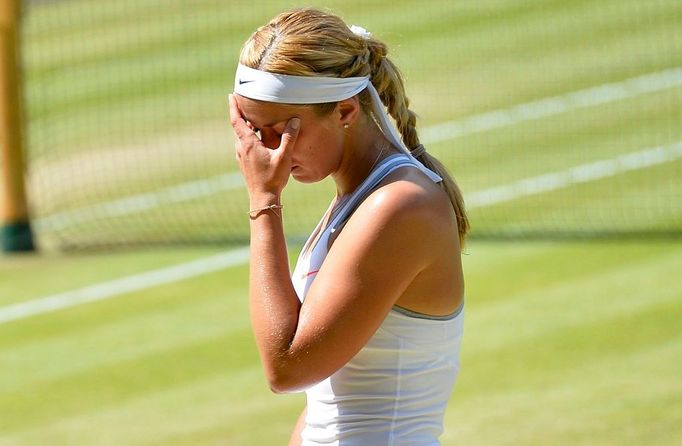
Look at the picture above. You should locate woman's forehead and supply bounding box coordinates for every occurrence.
[235,95,306,127]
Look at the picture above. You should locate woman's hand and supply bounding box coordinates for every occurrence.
[228,94,300,201]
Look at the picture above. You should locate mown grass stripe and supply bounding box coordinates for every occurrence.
[0,247,249,325]
[467,140,682,207]
[7,140,682,325]
[420,67,682,143]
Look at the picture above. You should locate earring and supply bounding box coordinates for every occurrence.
[343,123,350,129]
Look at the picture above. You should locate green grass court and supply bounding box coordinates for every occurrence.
[1,0,681,444]
[2,241,681,445]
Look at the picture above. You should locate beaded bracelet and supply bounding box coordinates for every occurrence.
[248,203,284,218]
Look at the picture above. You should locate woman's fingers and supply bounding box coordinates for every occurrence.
[228,94,259,143]
[278,117,300,155]
[228,95,298,195]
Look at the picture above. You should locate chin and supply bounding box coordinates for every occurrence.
[291,174,320,184]
[291,169,324,184]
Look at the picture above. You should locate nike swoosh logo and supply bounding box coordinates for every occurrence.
[302,270,320,279]
[238,79,255,85]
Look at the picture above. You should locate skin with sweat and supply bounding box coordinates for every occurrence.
[228,93,464,396]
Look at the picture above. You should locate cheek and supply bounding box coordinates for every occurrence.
[290,123,344,181]
[296,127,341,159]
[290,143,332,182]
[292,131,317,159]
[293,141,321,171]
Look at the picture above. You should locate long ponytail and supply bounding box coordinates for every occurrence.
[362,39,470,246]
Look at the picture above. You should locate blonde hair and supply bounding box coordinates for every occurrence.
[239,8,469,245]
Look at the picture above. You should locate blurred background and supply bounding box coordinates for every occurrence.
[1,0,680,444]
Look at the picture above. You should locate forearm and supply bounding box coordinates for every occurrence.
[248,194,301,383]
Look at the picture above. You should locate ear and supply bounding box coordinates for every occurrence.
[337,96,361,128]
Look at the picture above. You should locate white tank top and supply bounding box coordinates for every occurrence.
[292,154,465,446]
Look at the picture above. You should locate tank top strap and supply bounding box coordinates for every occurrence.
[293,153,440,301]
[327,154,436,232]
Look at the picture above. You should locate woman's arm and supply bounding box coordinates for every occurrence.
[247,189,302,390]
[229,95,304,391]
[251,184,440,393]
[229,96,442,393]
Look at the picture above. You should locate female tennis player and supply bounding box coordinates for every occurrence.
[228,8,469,446]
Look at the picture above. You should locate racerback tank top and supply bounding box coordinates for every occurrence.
[292,153,464,446]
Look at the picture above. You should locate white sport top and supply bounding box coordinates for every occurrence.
[292,154,465,446]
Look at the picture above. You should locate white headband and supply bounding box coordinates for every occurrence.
[235,64,368,104]
[233,63,441,182]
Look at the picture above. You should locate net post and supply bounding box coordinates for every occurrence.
[0,0,34,252]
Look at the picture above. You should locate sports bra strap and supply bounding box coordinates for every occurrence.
[328,154,438,232]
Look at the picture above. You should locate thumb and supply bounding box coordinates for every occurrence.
[278,117,301,155]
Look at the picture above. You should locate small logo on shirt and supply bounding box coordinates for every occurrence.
[238,79,255,85]
[302,270,319,279]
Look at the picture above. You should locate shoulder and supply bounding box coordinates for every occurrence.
[358,165,452,231]
[338,165,454,260]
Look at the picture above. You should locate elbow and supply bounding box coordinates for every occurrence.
[264,360,313,394]
[269,380,293,394]
[266,369,304,394]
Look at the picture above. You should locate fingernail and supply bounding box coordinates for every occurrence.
[290,118,301,130]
